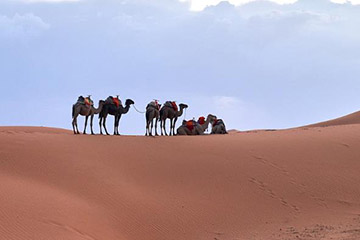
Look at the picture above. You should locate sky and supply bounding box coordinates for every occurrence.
[0,0,359,135]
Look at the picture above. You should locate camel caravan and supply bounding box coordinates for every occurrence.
[72,96,228,136]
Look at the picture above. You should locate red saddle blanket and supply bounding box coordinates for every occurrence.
[171,102,178,112]
[113,97,120,107]
[84,98,93,106]
[186,121,195,131]
[198,117,205,125]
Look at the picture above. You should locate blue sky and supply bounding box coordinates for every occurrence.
[0,0,359,135]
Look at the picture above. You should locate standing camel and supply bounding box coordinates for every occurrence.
[145,100,161,136]
[160,102,188,136]
[99,99,134,135]
[177,114,217,135]
[72,97,105,135]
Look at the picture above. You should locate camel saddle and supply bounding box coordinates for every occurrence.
[106,96,122,107]
[185,120,196,131]
[213,119,223,127]
[77,96,93,106]
[84,97,93,106]
[198,116,205,125]
[147,101,160,110]
[164,101,178,111]
[113,97,120,107]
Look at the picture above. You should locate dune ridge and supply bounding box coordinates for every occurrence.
[306,110,360,128]
[1,113,360,240]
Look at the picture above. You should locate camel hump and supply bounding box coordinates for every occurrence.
[185,120,197,131]
[164,101,178,111]
[84,97,93,106]
[164,101,172,107]
[105,96,122,107]
[76,95,93,106]
[213,119,224,127]
[77,96,85,102]
[147,101,160,110]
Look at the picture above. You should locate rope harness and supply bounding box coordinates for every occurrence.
[133,105,146,114]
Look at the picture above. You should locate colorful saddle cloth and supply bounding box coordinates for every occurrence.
[171,102,178,112]
[185,120,196,131]
[198,116,205,125]
[164,101,178,111]
[147,101,160,110]
[84,97,93,106]
[113,97,120,107]
[106,96,122,107]
[77,96,93,106]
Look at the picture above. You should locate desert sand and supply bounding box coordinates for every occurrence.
[1,113,360,240]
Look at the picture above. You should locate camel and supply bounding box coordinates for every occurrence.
[72,97,105,135]
[211,118,228,134]
[160,102,188,136]
[99,99,134,135]
[176,114,217,135]
[145,101,161,136]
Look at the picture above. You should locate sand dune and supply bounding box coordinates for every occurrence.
[306,110,360,128]
[1,113,360,240]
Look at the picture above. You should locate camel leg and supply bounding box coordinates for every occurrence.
[73,114,80,134]
[72,119,76,134]
[103,117,110,135]
[72,115,78,134]
[112,115,116,135]
[76,119,80,134]
[150,119,154,136]
[115,115,121,135]
[114,115,121,135]
[173,118,178,136]
[83,116,89,134]
[163,120,168,136]
[145,120,149,136]
[169,120,173,136]
[160,119,163,136]
[99,117,103,135]
[90,115,95,135]
[155,119,159,136]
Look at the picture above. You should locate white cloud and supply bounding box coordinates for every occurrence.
[180,0,360,11]
[0,13,50,38]
[331,0,360,4]
[180,0,297,11]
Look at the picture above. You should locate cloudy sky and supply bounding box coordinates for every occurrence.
[0,0,359,135]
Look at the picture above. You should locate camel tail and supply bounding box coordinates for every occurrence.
[72,105,75,118]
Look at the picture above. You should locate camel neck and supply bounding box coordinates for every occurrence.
[122,104,131,114]
[176,107,185,117]
[201,117,212,132]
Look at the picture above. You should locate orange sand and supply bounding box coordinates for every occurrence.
[1,115,360,240]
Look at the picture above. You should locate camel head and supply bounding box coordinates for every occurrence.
[179,103,188,109]
[98,100,105,105]
[207,114,217,122]
[125,99,135,106]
